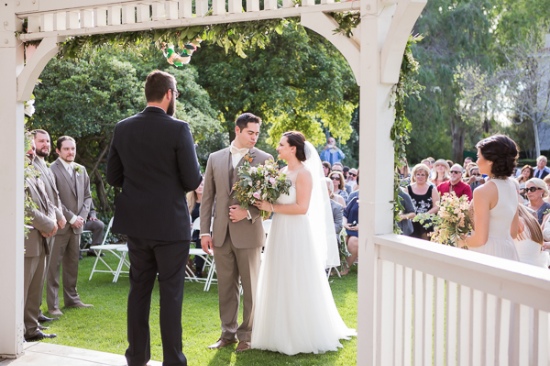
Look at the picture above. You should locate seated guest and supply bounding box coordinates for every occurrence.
[516,165,534,189]
[83,202,105,257]
[397,187,415,236]
[322,161,331,177]
[341,194,359,276]
[329,171,349,203]
[437,164,473,201]
[431,159,450,187]
[408,164,440,240]
[466,164,484,192]
[525,178,550,225]
[325,178,344,237]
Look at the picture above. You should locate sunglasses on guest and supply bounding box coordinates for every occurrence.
[348,173,357,177]
[331,176,340,181]
[450,170,462,174]
[525,187,542,193]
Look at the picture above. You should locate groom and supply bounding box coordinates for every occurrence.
[201,113,272,352]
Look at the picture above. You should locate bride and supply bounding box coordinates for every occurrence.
[251,131,356,355]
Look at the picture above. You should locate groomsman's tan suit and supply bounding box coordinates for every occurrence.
[24,169,57,339]
[201,145,272,344]
[47,158,92,311]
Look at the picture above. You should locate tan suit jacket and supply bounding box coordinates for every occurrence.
[200,147,272,248]
[24,169,57,338]
[33,157,64,223]
[50,158,92,235]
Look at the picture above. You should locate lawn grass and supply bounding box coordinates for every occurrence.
[41,254,358,365]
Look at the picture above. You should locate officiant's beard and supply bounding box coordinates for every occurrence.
[167,98,175,117]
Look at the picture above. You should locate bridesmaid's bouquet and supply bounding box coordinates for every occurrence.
[416,192,473,247]
[232,159,292,219]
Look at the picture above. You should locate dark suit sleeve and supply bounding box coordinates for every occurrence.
[176,123,202,192]
[106,127,124,187]
[200,154,215,236]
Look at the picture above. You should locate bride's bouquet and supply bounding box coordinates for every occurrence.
[415,192,473,247]
[232,159,292,219]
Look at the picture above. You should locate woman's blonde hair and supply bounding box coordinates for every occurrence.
[329,171,346,190]
[517,204,544,244]
[410,164,431,183]
[526,177,549,198]
[324,177,335,198]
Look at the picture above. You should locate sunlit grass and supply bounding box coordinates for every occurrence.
[42,256,358,365]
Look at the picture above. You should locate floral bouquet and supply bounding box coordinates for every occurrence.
[232,159,292,219]
[415,192,473,247]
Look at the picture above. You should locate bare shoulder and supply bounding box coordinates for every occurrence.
[473,180,497,203]
[296,166,312,183]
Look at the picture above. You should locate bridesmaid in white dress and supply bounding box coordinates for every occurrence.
[251,131,355,355]
[459,135,520,260]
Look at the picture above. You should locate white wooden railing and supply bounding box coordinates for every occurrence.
[370,234,550,366]
[16,0,360,42]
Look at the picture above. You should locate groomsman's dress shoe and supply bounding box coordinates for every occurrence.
[48,308,63,316]
[25,331,57,342]
[235,341,251,352]
[67,302,93,308]
[208,338,237,349]
[38,314,56,323]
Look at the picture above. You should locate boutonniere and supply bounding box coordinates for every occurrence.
[74,165,82,176]
[243,152,255,164]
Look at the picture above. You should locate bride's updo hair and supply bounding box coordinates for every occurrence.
[475,134,518,178]
[283,131,307,162]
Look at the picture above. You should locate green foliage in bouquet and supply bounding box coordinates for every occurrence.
[414,192,473,247]
[232,159,291,219]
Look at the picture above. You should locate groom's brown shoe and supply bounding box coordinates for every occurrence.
[208,338,237,349]
[235,341,251,352]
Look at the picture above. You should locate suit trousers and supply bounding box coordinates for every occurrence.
[47,231,82,310]
[213,232,262,342]
[125,236,189,366]
[83,219,105,247]
[24,249,47,338]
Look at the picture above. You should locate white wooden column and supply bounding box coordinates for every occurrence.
[0,2,25,358]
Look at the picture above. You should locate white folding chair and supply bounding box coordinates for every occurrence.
[88,217,128,282]
[113,245,130,283]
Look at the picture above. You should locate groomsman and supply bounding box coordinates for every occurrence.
[23,136,58,341]
[47,136,93,316]
[31,129,66,323]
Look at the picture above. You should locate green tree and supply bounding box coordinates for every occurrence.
[194,25,358,152]
[408,0,500,163]
[30,47,224,214]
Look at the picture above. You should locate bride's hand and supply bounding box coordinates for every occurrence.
[254,200,272,212]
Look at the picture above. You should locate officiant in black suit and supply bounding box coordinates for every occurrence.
[107,70,202,366]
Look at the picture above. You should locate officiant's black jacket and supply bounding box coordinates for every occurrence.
[107,107,201,241]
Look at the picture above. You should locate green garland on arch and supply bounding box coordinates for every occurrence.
[391,35,423,233]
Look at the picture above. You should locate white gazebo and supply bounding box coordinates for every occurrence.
[3,1,550,365]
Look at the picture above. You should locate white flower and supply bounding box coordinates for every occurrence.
[24,99,35,117]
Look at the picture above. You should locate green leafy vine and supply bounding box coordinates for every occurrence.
[391,35,423,233]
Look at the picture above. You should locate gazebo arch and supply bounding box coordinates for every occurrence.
[0,0,425,363]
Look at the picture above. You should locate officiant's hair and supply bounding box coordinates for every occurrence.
[235,113,262,131]
[283,131,306,161]
[144,70,176,102]
[475,134,518,178]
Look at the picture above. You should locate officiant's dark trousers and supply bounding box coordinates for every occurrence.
[125,236,190,366]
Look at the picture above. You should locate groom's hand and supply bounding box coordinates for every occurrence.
[201,235,214,255]
[229,205,247,222]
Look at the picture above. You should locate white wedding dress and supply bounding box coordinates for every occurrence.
[251,183,356,355]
